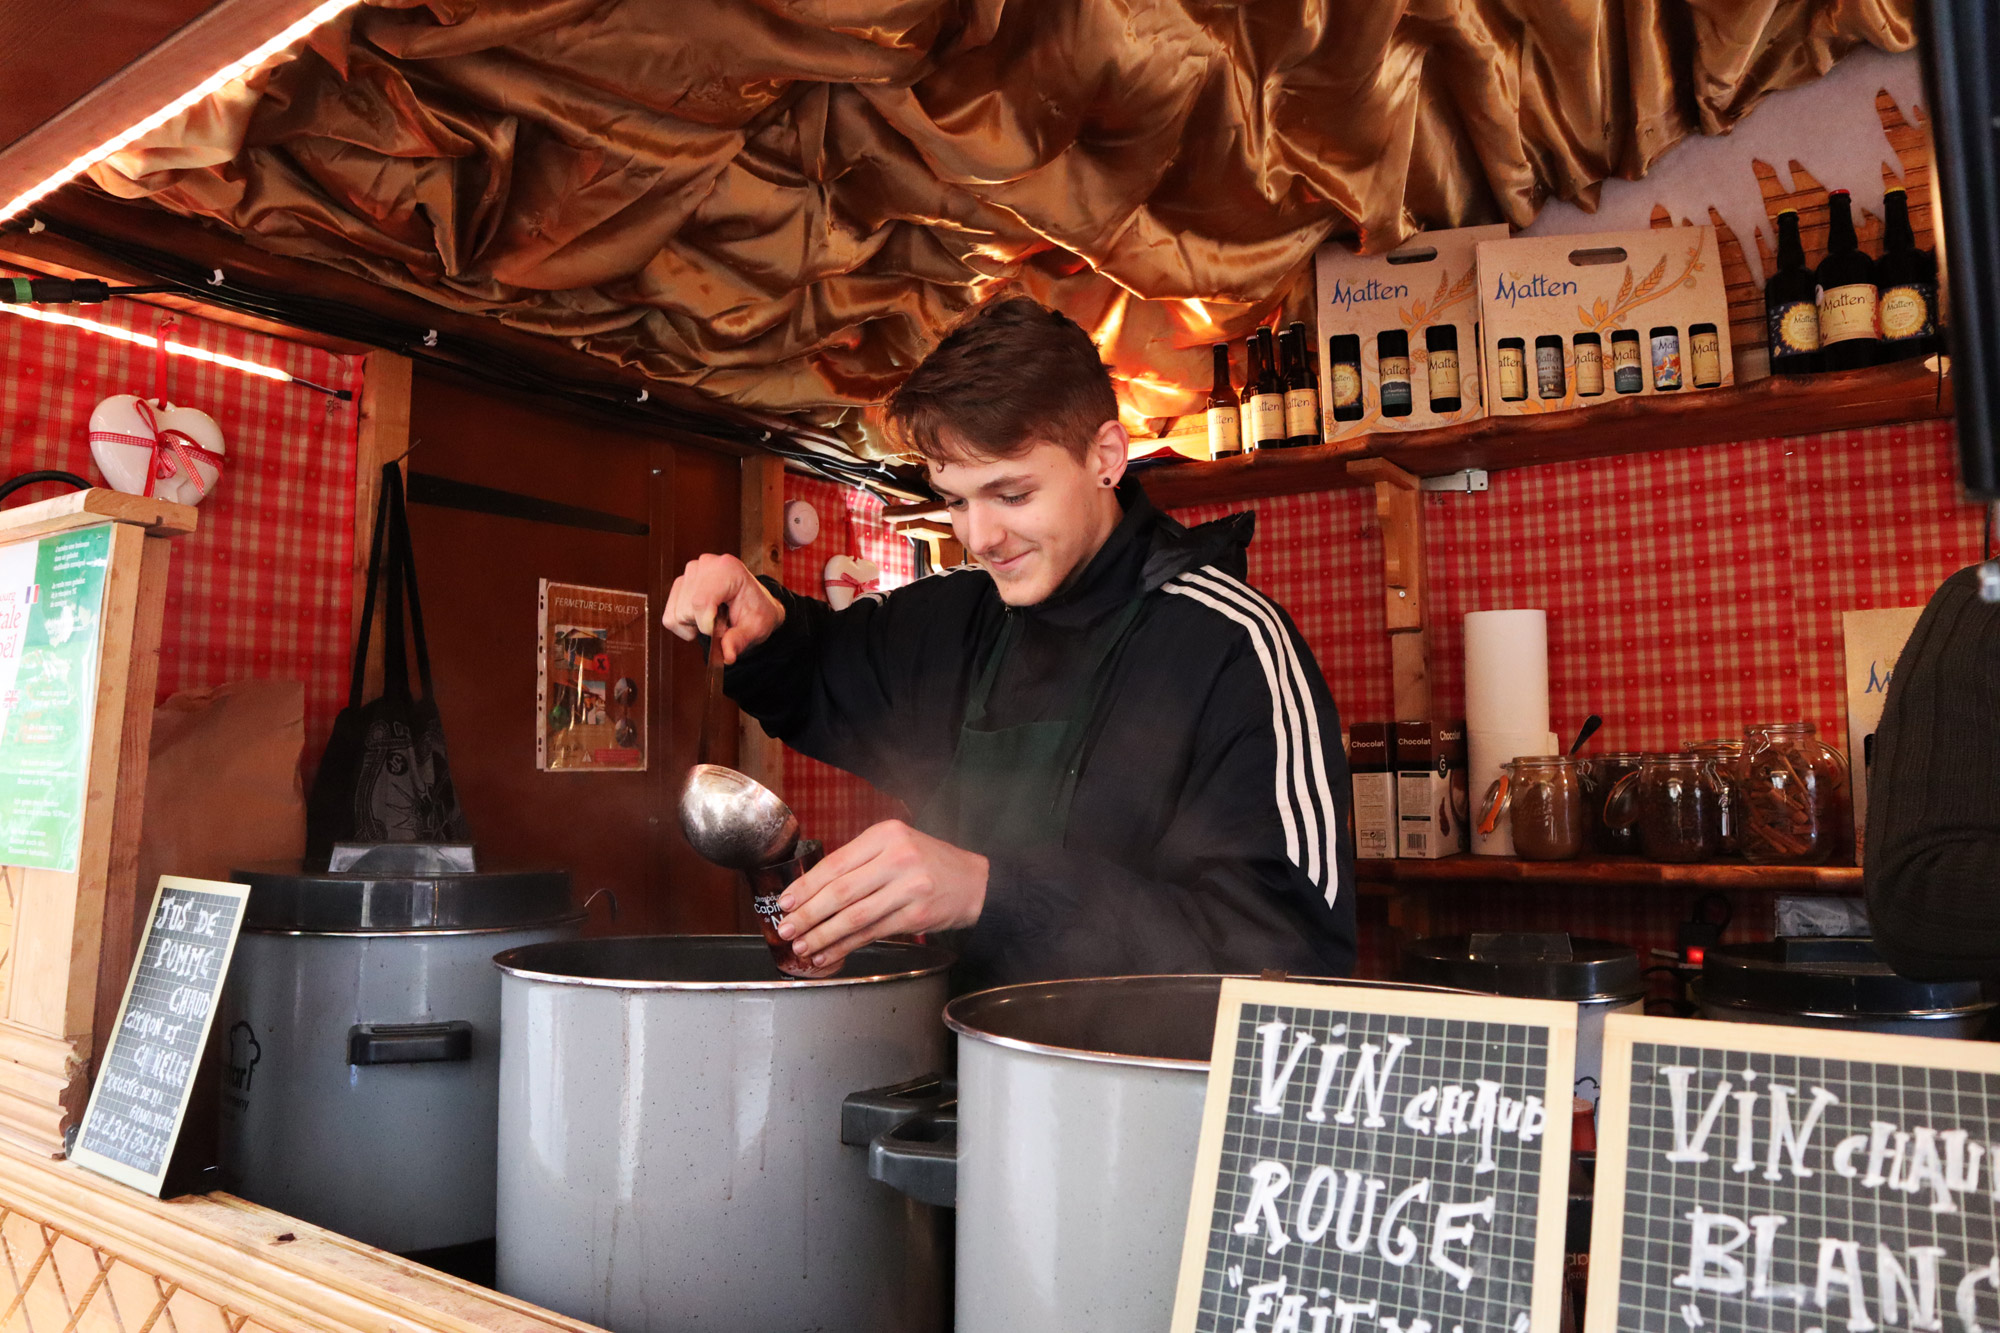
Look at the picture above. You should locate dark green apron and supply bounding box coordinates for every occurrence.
[917,597,1147,854]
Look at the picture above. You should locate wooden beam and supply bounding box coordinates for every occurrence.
[0,489,195,541]
[737,454,786,801]
[0,0,338,215]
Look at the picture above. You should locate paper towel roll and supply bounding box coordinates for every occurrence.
[1464,610,1550,738]
[1468,729,1561,856]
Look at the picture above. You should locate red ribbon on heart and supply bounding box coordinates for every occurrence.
[825,571,880,600]
[88,398,223,498]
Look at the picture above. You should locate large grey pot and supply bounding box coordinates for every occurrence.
[494,935,952,1333]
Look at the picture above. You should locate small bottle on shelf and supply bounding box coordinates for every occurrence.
[1425,325,1461,413]
[1378,330,1413,418]
[1279,324,1321,448]
[1876,187,1938,362]
[1610,329,1643,393]
[1814,189,1881,371]
[1535,334,1566,399]
[1765,209,1822,375]
[1496,337,1527,402]
[1649,326,1682,391]
[1205,342,1241,459]
[1688,324,1722,388]
[1245,330,1286,451]
[1572,332,1604,397]
[1327,335,1364,422]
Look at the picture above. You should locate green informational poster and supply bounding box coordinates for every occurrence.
[0,525,111,872]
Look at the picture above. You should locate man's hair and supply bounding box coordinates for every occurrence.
[884,297,1118,464]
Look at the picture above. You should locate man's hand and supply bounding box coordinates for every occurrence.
[776,820,988,971]
[662,553,785,664]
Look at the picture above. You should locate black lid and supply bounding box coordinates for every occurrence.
[1425,324,1457,348]
[1650,325,1678,336]
[233,857,576,933]
[1402,933,1645,1001]
[1611,329,1640,341]
[1329,333,1360,357]
[1535,333,1564,346]
[1574,331,1601,343]
[1498,336,1525,347]
[1378,328,1409,355]
[1699,938,1989,1017]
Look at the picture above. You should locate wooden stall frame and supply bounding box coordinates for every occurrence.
[0,490,192,1157]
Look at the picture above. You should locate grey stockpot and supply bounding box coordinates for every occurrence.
[860,973,1461,1333]
[221,857,581,1255]
[493,935,954,1333]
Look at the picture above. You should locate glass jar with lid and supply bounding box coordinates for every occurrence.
[1604,753,1720,863]
[1739,722,1849,864]
[1583,752,1645,854]
[1683,739,1746,856]
[1478,755,1587,861]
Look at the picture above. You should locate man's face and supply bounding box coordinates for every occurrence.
[930,437,1120,607]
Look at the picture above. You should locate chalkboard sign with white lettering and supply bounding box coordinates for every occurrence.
[71,875,249,1194]
[1172,979,1578,1333]
[1587,1013,2000,1333]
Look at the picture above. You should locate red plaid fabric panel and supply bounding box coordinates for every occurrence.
[776,474,919,849]
[0,286,363,762]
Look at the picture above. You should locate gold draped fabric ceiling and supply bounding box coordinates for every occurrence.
[85,0,1914,454]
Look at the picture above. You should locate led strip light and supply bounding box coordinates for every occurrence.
[0,0,365,223]
[0,300,345,395]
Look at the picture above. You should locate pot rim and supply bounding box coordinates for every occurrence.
[945,974,1461,1072]
[245,912,586,939]
[1688,977,1997,1024]
[492,934,955,990]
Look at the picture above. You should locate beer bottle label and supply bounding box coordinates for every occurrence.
[1690,331,1722,386]
[1284,387,1319,437]
[1770,299,1822,354]
[1497,347,1525,400]
[1573,343,1603,395]
[1330,363,1362,409]
[1207,405,1241,458]
[1535,344,1565,398]
[1428,349,1460,399]
[1251,393,1287,443]
[1816,283,1880,343]
[1379,356,1412,410]
[1879,285,1935,342]
[1612,339,1642,393]
[1651,333,1682,388]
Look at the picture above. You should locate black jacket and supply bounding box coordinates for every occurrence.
[726,481,1357,988]
[1864,564,2000,986]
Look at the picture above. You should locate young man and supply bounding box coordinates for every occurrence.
[663,298,1355,989]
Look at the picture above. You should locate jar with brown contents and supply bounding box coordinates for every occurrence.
[1604,753,1718,863]
[1584,752,1644,854]
[1739,722,1848,864]
[1477,755,1586,860]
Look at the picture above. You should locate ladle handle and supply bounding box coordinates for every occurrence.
[698,603,732,766]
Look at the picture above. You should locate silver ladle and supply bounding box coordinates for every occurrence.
[678,763,802,869]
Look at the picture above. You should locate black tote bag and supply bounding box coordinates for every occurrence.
[306,464,469,863]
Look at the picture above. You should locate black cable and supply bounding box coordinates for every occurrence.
[23,210,929,500]
[0,470,91,506]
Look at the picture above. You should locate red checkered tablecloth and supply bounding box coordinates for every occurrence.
[1,288,363,763]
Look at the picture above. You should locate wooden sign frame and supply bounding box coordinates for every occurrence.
[1172,978,1578,1333]
[1585,1012,2000,1333]
[70,874,248,1194]
[0,490,192,1155]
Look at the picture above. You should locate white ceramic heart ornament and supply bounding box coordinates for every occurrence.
[88,395,227,505]
[823,555,880,611]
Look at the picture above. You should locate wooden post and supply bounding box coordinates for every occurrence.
[0,490,193,1155]
[737,454,786,798]
[1348,458,1431,721]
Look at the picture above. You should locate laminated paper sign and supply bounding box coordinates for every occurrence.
[0,524,111,871]
[1587,1013,2000,1333]
[1172,979,1577,1333]
[538,581,648,771]
[1841,606,1923,863]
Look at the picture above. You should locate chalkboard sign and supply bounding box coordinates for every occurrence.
[1588,1014,2000,1333]
[71,875,249,1194]
[1172,979,1578,1333]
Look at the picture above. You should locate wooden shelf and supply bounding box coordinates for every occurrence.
[1355,854,1862,892]
[1140,359,1951,509]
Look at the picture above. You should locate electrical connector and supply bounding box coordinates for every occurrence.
[3,277,113,304]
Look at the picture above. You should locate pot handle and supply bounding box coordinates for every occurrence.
[348,1020,472,1065]
[869,1108,957,1208]
[840,1073,955,1147]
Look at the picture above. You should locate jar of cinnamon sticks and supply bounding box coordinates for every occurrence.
[1739,722,1849,864]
